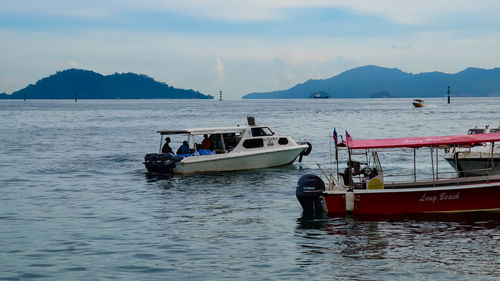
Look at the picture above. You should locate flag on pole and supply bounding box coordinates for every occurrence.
[345,130,352,145]
[333,128,338,146]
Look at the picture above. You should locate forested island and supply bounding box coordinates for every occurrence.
[0,69,213,99]
[243,65,500,99]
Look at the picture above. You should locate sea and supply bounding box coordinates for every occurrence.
[1,98,499,280]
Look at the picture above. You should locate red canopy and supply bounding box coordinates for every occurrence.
[346,132,500,149]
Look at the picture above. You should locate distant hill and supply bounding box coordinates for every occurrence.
[242,65,500,99]
[0,69,213,99]
[370,90,393,98]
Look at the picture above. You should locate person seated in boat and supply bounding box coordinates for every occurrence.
[161,137,173,154]
[341,161,366,188]
[224,133,238,152]
[196,139,215,156]
[201,134,213,150]
[176,141,190,155]
[211,134,224,153]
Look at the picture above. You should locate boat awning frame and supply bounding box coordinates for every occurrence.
[157,126,248,136]
[345,132,500,150]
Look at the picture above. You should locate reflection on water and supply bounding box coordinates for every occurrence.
[1,98,500,280]
[295,212,500,279]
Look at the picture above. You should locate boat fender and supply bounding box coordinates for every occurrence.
[296,174,325,215]
[345,189,355,212]
[298,142,312,162]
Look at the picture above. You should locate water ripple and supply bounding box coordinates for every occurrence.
[1,99,499,280]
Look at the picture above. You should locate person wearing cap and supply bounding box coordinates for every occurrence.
[161,137,173,154]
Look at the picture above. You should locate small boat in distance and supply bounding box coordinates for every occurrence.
[412,99,424,107]
[310,91,330,98]
[444,124,500,176]
[314,93,329,98]
[144,117,312,175]
[296,131,500,216]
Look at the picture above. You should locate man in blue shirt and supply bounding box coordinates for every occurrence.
[176,141,190,155]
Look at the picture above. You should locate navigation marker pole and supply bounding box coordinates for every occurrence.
[447,86,450,104]
[75,92,78,102]
[219,91,223,101]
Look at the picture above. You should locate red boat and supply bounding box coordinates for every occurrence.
[296,132,500,216]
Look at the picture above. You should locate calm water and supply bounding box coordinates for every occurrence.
[1,98,499,280]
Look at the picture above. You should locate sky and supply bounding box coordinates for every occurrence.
[1,0,500,99]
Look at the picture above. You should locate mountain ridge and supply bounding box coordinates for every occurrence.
[243,65,500,99]
[0,69,213,99]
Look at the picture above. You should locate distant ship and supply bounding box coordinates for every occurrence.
[312,92,329,99]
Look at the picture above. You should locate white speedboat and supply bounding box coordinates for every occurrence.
[144,117,311,174]
[444,124,500,176]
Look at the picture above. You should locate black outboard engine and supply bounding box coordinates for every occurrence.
[144,153,176,174]
[296,174,325,215]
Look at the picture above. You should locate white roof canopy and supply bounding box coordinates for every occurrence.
[157,126,249,135]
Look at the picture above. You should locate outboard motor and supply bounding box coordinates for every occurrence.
[296,174,325,215]
[144,153,176,174]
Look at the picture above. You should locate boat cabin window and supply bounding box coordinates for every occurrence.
[278,138,288,145]
[251,127,273,137]
[243,138,264,149]
[490,128,500,133]
[223,133,241,150]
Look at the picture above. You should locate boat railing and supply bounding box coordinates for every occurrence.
[375,169,496,188]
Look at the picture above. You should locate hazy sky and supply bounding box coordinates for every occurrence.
[1,0,500,99]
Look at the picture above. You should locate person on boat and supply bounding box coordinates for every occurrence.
[161,137,173,154]
[342,161,364,188]
[176,141,190,155]
[201,134,213,150]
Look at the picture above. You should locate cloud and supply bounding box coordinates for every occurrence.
[2,26,500,97]
[214,59,225,81]
[1,1,500,98]
[3,0,500,24]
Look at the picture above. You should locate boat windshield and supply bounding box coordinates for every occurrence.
[371,151,382,172]
[251,127,274,137]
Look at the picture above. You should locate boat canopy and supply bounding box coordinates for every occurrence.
[157,126,247,136]
[346,132,500,149]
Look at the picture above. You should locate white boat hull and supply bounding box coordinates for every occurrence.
[444,151,500,176]
[145,119,311,175]
[174,146,307,174]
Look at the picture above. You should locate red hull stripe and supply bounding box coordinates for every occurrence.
[324,184,500,215]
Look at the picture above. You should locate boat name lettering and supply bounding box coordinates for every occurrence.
[419,194,437,203]
[440,192,460,201]
[403,137,452,144]
[419,192,460,203]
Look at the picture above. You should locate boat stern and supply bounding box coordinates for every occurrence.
[296,174,326,215]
